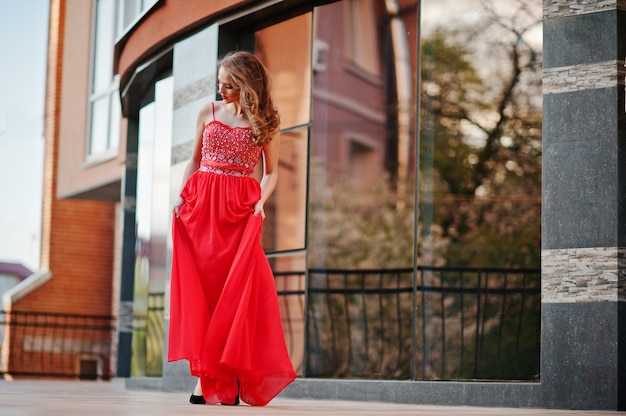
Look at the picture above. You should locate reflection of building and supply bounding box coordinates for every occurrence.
[6,0,622,411]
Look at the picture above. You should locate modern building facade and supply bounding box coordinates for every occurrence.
[3,0,625,411]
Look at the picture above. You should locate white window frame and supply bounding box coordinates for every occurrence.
[86,0,158,165]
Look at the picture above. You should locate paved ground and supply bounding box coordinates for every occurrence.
[0,379,622,416]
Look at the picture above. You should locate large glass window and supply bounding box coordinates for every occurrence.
[253,12,313,375]
[152,0,541,382]
[254,12,312,254]
[418,0,542,379]
[306,0,417,379]
[132,76,173,377]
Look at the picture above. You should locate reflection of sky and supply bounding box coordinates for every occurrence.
[421,0,542,48]
[135,78,173,242]
[136,104,156,241]
[421,0,542,118]
[0,0,49,270]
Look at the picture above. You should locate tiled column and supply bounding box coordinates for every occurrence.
[542,0,626,409]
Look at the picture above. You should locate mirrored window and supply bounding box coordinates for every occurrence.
[306,0,417,379]
[418,0,542,380]
[254,14,312,252]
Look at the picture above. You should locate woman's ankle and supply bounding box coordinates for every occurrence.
[193,379,202,395]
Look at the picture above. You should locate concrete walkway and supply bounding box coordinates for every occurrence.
[0,379,621,416]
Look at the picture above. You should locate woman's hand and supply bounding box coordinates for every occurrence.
[253,200,265,220]
[173,197,185,218]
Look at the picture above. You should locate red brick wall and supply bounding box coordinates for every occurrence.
[14,0,114,317]
[18,199,115,316]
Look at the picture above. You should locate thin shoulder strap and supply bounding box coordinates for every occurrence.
[211,102,216,121]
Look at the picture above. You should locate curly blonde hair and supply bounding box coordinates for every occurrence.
[219,51,280,146]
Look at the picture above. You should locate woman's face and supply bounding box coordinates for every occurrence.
[218,67,240,104]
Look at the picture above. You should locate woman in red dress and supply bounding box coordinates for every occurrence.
[168,51,296,406]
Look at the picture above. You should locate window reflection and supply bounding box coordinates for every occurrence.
[261,127,308,253]
[418,0,542,380]
[269,253,307,376]
[306,0,418,379]
[309,0,416,270]
[419,0,542,270]
[255,13,312,130]
[88,0,121,159]
[254,14,312,252]
[132,76,173,377]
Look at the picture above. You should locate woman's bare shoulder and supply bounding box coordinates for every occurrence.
[197,101,217,123]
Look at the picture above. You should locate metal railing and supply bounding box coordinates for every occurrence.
[0,310,115,379]
[276,266,540,381]
[131,292,165,377]
[0,266,540,381]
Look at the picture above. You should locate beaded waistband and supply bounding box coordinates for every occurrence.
[199,164,251,177]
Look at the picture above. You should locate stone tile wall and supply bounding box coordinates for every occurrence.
[541,247,626,302]
[543,60,626,94]
[544,0,626,18]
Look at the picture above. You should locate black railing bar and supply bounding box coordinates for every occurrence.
[325,272,338,369]
[396,271,405,376]
[280,281,295,359]
[297,272,306,376]
[343,272,353,377]
[473,271,481,378]
[361,272,370,366]
[38,315,49,374]
[478,272,489,378]
[307,297,321,375]
[273,271,306,277]
[308,286,540,295]
[496,273,508,375]
[516,273,527,359]
[310,266,540,274]
[441,270,446,377]
[49,314,60,375]
[419,268,427,378]
[276,290,305,296]
[6,322,116,331]
[459,271,465,377]
[62,318,73,371]
[377,272,385,375]
[309,268,413,275]
[2,311,116,320]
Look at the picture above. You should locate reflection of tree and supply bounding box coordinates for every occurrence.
[309,164,414,269]
[420,0,542,269]
[305,0,541,380]
[417,0,542,381]
[307,163,415,379]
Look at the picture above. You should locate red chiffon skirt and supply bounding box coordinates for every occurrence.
[168,169,296,406]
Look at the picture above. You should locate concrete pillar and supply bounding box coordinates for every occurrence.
[541,0,626,410]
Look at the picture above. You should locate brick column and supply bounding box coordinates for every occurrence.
[541,0,626,409]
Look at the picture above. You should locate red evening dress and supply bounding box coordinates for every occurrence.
[168,103,296,406]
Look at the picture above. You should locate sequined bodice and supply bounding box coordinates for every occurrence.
[200,120,261,177]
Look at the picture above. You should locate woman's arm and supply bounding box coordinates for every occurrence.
[253,133,280,219]
[173,103,211,217]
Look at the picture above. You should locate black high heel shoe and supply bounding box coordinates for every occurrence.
[220,380,240,405]
[190,394,206,405]
[220,396,240,406]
